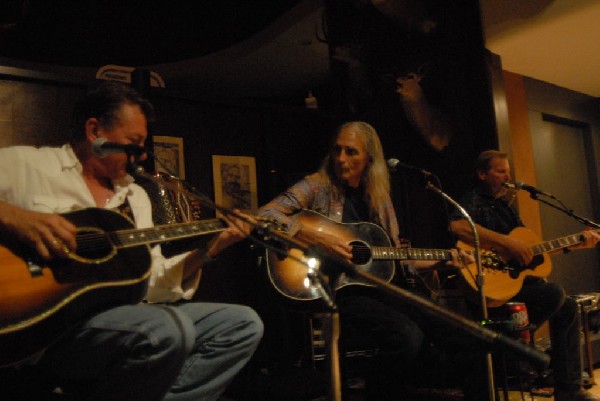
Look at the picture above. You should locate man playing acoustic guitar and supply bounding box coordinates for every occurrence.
[450,149,600,401]
[0,81,263,401]
[258,121,489,401]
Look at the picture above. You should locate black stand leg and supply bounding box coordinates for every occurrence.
[307,268,342,401]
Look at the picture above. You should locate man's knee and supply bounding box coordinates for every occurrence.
[228,304,265,342]
[138,304,197,362]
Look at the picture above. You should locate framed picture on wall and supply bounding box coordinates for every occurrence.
[212,155,258,214]
[153,136,185,179]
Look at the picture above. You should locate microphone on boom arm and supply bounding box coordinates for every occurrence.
[92,138,147,158]
[387,158,432,176]
[502,181,552,197]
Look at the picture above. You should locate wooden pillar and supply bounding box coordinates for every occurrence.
[502,71,542,237]
[503,70,549,340]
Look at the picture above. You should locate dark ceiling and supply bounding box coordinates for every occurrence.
[0,0,303,66]
[1,0,486,101]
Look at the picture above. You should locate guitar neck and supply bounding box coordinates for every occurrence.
[531,230,595,256]
[372,247,452,262]
[108,219,226,248]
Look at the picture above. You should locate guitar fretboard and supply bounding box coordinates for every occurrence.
[107,219,226,248]
[372,247,452,261]
[532,232,588,256]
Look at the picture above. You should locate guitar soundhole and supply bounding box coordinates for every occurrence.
[74,229,114,260]
[350,241,372,265]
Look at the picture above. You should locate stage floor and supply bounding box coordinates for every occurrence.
[498,370,600,401]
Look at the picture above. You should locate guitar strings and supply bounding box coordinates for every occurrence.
[71,220,225,252]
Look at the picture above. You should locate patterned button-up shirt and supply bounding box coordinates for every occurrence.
[451,187,523,234]
[258,172,401,247]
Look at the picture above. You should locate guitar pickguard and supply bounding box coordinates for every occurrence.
[506,254,545,279]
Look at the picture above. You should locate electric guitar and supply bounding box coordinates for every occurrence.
[0,207,228,367]
[457,226,595,307]
[265,210,499,301]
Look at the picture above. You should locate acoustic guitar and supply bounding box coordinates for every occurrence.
[265,210,499,302]
[0,207,227,367]
[457,226,592,307]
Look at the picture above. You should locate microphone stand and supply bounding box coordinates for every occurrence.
[424,179,496,401]
[129,161,345,400]
[306,263,342,401]
[130,160,549,400]
[248,210,551,400]
[285,232,551,372]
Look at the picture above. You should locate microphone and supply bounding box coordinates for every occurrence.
[502,182,520,190]
[387,158,431,176]
[502,181,551,196]
[92,138,147,158]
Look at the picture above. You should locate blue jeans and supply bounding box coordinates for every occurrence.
[39,302,263,401]
[165,302,264,401]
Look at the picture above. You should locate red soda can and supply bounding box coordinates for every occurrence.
[505,302,531,344]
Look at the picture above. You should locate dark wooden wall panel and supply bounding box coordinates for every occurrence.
[0,80,81,147]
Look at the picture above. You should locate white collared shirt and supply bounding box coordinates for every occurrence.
[0,144,200,303]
